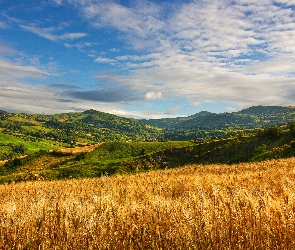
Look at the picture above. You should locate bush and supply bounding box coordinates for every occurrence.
[288,122,295,135]
[257,126,283,139]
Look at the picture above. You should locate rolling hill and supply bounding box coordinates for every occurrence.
[1,123,295,183]
[0,109,162,160]
[139,105,295,140]
[1,105,295,184]
[140,105,295,129]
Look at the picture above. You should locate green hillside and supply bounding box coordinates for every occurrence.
[140,105,295,140]
[1,105,295,184]
[2,105,295,153]
[0,133,62,160]
[0,141,193,183]
[1,123,295,183]
[0,109,162,160]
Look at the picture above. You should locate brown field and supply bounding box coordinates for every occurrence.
[1,158,295,249]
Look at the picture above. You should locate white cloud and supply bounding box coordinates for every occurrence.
[0,79,170,118]
[94,56,116,63]
[0,21,8,29]
[64,41,97,49]
[3,0,295,117]
[91,0,295,109]
[0,60,50,79]
[110,48,120,52]
[59,32,87,40]
[75,0,164,50]
[166,106,180,114]
[52,0,63,5]
[274,0,295,5]
[145,91,162,100]
[19,24,87,42]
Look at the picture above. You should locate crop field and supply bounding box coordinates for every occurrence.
[1,158,295,249]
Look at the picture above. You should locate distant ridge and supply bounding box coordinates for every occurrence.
[238,105,295,116]
[1,105,295,143]
[139,105,295,129]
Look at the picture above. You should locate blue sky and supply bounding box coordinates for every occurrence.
[1,0,295,118]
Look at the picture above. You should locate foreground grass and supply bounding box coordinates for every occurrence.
[1,158,295,249]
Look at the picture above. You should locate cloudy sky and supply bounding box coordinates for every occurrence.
[1,0,295,118]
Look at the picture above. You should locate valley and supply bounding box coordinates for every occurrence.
[0,105,295,183]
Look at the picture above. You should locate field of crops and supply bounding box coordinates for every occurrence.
[1,158,295,249]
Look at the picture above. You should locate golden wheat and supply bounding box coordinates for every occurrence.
[1,158,295,249]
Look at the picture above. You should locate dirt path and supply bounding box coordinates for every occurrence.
[52,143,103,154]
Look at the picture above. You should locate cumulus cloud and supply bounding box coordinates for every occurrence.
[77,0,295,109]
[145,91,162,100]
[3,0,295,117]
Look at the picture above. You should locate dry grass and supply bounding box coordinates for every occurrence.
[1,158,295,249]
[53,143,103,154]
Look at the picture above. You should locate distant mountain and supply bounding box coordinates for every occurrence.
[140,106,295,130]
[0,109,162,148]
[137,106,295,140]
[238,105,295,116]
[1,106,295,148]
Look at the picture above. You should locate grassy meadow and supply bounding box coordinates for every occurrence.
[0,133,63,161]
[1,158,295,249]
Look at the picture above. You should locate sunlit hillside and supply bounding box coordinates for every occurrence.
[1,158,295,249]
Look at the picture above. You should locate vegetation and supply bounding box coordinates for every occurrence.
[140,105,295,140]
[0,141,193,183]
[1,105,295,184]
[1,106,295,161]
[0,109,162,160]
[1,123,295,183]
[1,158,295,248]
[1,106,295,248]
[0,133,62,160]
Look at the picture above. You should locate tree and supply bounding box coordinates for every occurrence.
[13,145,25,155]
[288,122,295,135]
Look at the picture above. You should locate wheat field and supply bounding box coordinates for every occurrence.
[1,158,295,249]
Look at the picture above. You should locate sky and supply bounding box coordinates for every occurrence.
[1,0,295,119]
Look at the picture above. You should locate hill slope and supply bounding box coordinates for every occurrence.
[140,105,295,129]
[139,105,295,140]
[1,125,295,183]
[0,109,162,160]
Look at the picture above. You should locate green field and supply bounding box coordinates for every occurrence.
[0,133,63,160]
[1,107,295,184]
[1,125,295,184]
[0,141,194,183]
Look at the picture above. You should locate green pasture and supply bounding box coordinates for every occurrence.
[0,133,62,156]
